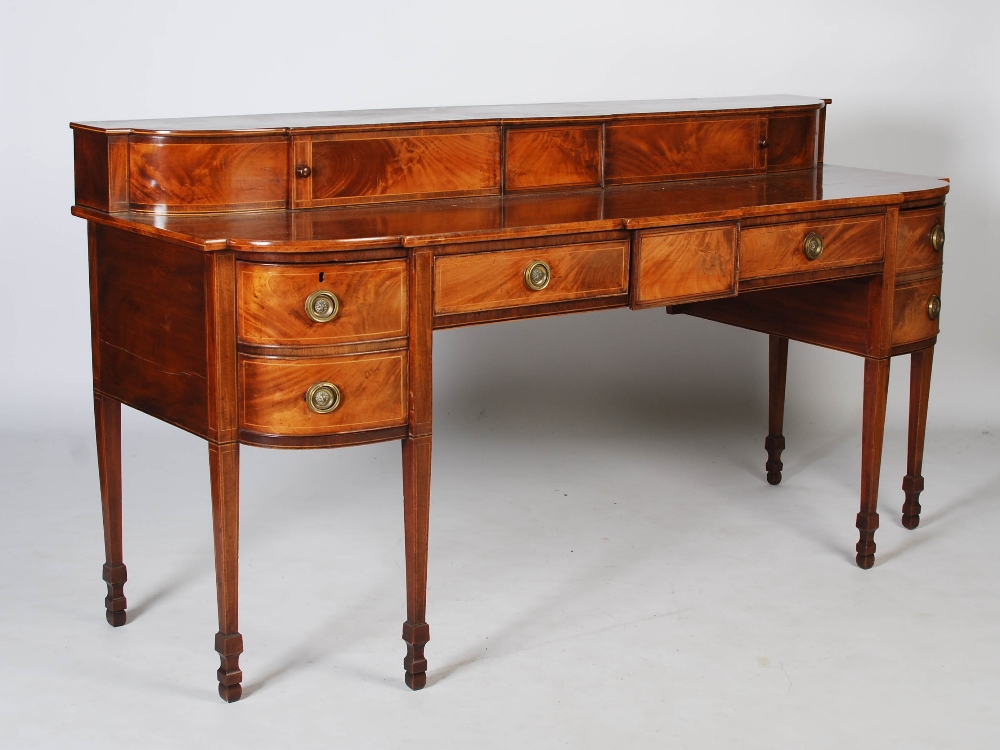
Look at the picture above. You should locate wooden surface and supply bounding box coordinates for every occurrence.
[903,347,935,529]
[238,260,408,346]
[73,96,951,701]
[433,239,629,315]
[897,206,945,274]
[72,166,948,253]
[239,351,408,436]
[632,224,737,307]
[739,214,884,279]
[504,126,602,190]
[129,136,287,212]
[73,95,826,133]
[302,127,501,207]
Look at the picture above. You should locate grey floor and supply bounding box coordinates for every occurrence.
[2,314,999,749]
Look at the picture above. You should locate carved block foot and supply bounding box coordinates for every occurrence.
[901,474,924,530]
[402,621,430,691]
[765,434,785,485]
[855,511,879,569]
[215,632,244,703]
[102,563,127,627]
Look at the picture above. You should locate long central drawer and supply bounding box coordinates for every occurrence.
[433,239,629,315]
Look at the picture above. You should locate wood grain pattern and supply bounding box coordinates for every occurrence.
[765,113,818,171]
[433,240,628,315]
[891,276,941,346]
[74,129,129,212]
[902,347,934,529]
[632,223,737,307]
[304,127,501,207]
[94,393,127,627]
[857,357,890,569]
[740,214,884,280]
[238,260,408,346]
[94,225,210,437]
[206,252,239,444]
[897,206,945,274]
[401,436,432,690]
[209,442,242,702]
[74,165,950,248]
[678,276,874,356]
[408,250,434,437]
[605,117,760,184]
[765,335,789,485]
[239,351,407,437]
[129,136,288,212]
[504,126,602,190]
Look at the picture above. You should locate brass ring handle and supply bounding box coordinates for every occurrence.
[295,164,312,178]
[306,382,341,414]
[926,295,941,321]
[930,224,945,252]
[524,260,551,291]
[802,232,824,261]
[305,290,339,323]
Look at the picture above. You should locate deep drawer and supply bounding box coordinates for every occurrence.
[239,350,408,436]
[892,276,942,347]
[740,214,885,280]
[238,260,408,346]
[897,207,945,273]
[433,240,629,315]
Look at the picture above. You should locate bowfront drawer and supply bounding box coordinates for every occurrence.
[892,276,941,347]
[238,260,408,346]
[897,207,945,273]
[633,223,737,307]
[740,214,885,280]
[240,350,408,436]
[433,239,629,315]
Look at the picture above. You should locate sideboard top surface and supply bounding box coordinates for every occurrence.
[72,95,825,133]
[72,165,949,253]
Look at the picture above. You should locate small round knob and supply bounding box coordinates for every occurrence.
[926,295,941,321]
[802,232,825,261]
[523,260,551,291]
[930,224,945,252]
[305,290,340,323]
[306,382,341,414]
[758,139,769,149]
[295,164,312,178]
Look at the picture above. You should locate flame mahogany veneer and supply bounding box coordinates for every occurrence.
[72,96,949,701]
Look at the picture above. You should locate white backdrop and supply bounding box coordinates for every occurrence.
[1,0,997,431]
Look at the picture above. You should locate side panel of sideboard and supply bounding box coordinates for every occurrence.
[89,224,237,441]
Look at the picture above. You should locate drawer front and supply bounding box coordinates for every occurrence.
[740,214,885,279]
[433,240,629,315]
[633,224,737,307]
[892,277,942,346]
[605,116,761,184]
[238,260,408,346]
[294,127,501,207]
[897,207,945,273]
[240,351,407,436]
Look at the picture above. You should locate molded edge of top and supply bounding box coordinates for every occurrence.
[70,95,826,134]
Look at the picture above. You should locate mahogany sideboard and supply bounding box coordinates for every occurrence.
[71,96,948,701]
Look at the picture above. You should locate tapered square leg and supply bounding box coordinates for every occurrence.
[856,358,890,569]
[94,393,127,627]
[902,347,934,530]
[209,442,242,702]
[765,335,789,485]
[401,435,432,690]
